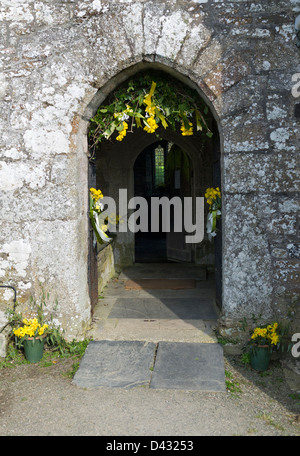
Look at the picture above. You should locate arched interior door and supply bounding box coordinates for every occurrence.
[165,144,192,262]
[134,141,192,263]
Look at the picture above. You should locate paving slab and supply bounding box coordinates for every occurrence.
[72,340,156,389]
[73,340,225,392]
[150,342,226,392]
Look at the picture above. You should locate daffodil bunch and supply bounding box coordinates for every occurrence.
[251,323,279,347]
[180,121,193,136]
[144,116,159,134]
[116,121,129,141]
[13,318,49,340]
[205,187,221,240]
[142,81,163,135]
[205,187,221,209]
[89,187,112,244]
[90,187,103,202]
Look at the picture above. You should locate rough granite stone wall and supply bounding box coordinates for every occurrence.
[0,0,299,340]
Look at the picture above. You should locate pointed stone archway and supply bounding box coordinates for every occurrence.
[87,66,222,315]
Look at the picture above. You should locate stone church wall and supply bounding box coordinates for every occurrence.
[0,0,299,340]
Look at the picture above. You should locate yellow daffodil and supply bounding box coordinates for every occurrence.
[13,319,49,340]
[116,121,128,141]
[205,187,221,206]
[90,188,104,201]
[143,81,156,108]
[180,121,193,136]
[144,116,159,134]
[270,334,279,345]
[145,105,156,116]
[250,322,280,347]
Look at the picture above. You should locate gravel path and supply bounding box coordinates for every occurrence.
[0,354,299,436]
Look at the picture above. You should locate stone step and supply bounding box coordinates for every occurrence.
[72,340,226,392]
[102,282,214,298]
[89,318,217,344]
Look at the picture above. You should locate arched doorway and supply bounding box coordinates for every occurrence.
[88,67,222,311]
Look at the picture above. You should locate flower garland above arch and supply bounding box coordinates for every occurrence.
[88,73,213,148]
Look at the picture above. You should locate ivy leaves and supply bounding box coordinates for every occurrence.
[88,73,212,148]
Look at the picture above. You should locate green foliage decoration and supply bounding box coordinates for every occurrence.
[88,73,213,150]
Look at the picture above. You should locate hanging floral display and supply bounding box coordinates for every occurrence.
[89,188,112,244]
[88,73,213,148]
[205,187,221,240]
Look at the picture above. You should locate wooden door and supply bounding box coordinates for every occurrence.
[166,146,192,262]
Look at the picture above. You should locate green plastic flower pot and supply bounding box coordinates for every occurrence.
[250,345,271,371]
[23,337,45,363]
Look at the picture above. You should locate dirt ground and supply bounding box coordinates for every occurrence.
[0,350,299,437]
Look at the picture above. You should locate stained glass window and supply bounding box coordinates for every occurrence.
[154,145,165,187]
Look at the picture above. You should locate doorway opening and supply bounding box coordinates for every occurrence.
[87,66,222,310]
[134,140,193,263]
